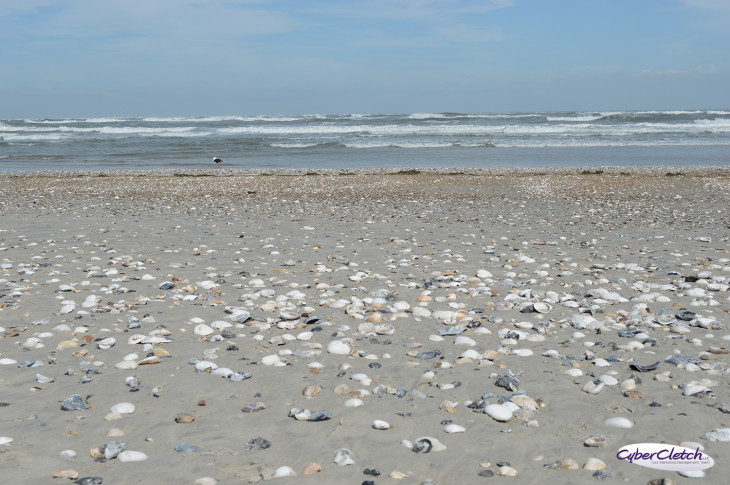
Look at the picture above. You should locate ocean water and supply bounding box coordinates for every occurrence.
[1,110,729,172]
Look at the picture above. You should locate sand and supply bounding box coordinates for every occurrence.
[1,167,729,484]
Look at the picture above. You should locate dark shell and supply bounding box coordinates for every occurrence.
[412,438,433,453]
[495,375,520,392]
[414,350,441,359]
[629,361,660,372]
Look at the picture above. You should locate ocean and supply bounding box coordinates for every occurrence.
[1,110,728,172]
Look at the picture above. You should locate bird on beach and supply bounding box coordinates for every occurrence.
[213,157,222,164]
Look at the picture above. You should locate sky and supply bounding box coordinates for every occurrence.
[1,0,729,117]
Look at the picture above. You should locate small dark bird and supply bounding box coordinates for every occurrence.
[213,157,222,164]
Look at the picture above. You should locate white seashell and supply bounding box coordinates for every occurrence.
[604,417,633,428]
[344,398,364,407]
[0,437,13,446]
[454,336,476,346]
[460,349,482,360]
[598,375,618,386]
[443,424,466,434]
[60,304,76,314]
[115,360,138,370]
[261,355,281,366]
[117,450,148,462]
[97,337,116,350]
[350,373,372,385]
[484,404,514,422]
[141,336,171,344]
[194,324,214,336]
[683,384,709,396]
[327,340,351,355]
[212,367,233,377]
[110,402,135,414]
[23,337,42,348]
[195,360,218,372]
[564,368,583,377]
[297,331,313,341]
[273,466,296,478]
[59,449,77,459]
[533,302,552,313]
[372,420,391,430]
[512,348,533,357]
[35,373,54,384]
[127,334,146,344]
[210,320,232,330]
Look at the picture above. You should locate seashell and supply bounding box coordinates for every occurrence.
[261,355,281,366]
[484,404,514,422]
[52,470,79,480]
[115,360,138,370]
[138,356,161,365]
[193,324,214,336]
[302,385,321,398]
[195,360,218,372]
[102,440,125,460]
[327,340,351,355]
[279,310,301,321]
[583,458,606,471]
[175,413,195,423]
[454,336,476,346]
[495,374,519,391]
[301,463,322,475]
[582,380,605,395]
[240,402,266,413]
[701,428,730,442]
[584,435,608,447]
[629,361,660,372]
[0,437,14,446]
[412,436,447,453]
[35,373,54,384]
[344,398,364,407]
[273,466,296,478]
[533,302,552,314]
[96,337,116,350]
[564,368,583,377]
[497,466,518,476]
[440,400,458,414]
[110,403,135,415]
[389,471,411,479]
[127,335,146,344]
[117,450,148,462]
[334,448,355,466]
[372,420,391,430]
[175,443,200,453]
[604,417,633,428]
[443,424,465,433]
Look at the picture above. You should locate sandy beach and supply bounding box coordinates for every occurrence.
[1,167,730,484]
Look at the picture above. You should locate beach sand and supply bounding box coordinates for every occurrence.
[1,167,729,484]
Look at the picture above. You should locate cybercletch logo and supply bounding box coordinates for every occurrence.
[617,443,714,472]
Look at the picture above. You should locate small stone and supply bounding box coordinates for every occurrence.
[561,459,579,470]
[109,403,135,415]
[61,394,86,411]
[175,413,195,423]
[584,436,607,447]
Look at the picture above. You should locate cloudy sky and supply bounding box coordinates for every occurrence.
[2,0,728,117]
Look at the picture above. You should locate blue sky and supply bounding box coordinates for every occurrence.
[1,0,729,117]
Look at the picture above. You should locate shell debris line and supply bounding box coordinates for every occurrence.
[0,167,729,483]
